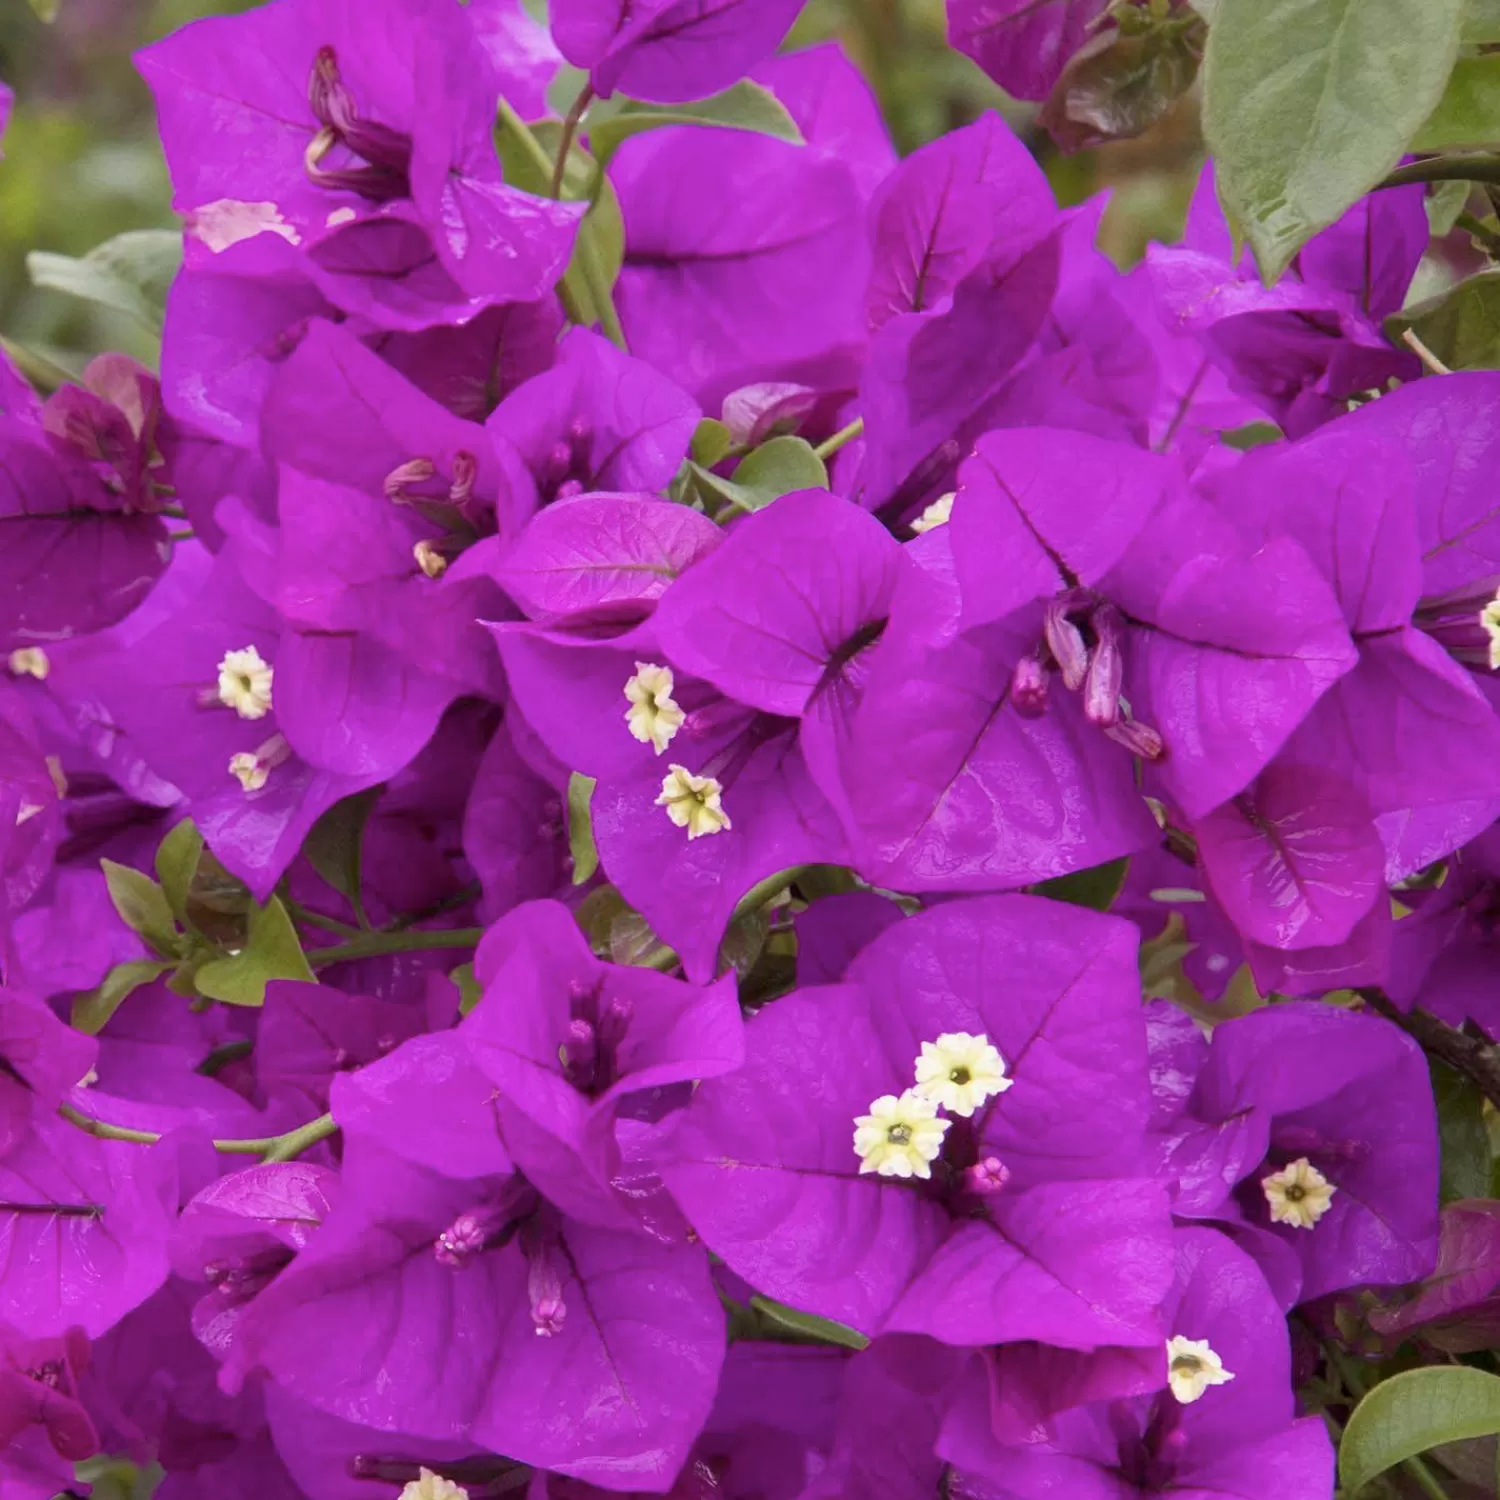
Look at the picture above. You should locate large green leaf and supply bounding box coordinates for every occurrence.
[153,820,204,926]
[1388,271,1500,370]
[1416,55,1500,150]
[100,859,179,959]
[1430,1060,1493,1204]
[194,896,315,1006]
[1464,0,1500,42]
[27,229,182,335]
[1340,1366,1500,1493]
[690,436,828,515]
[586,81,803,166]
[1202,0,1466,282]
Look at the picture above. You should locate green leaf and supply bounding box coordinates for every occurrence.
[27,229,182,335]
[451,962,482,1015]
[153,820,204,926]
[1416,55,1500,151]
[1431,1060,1493,1204]
[1202,0,1466,282]
[1387,271,1500,370]
[691,418,733,469]
[303,788,380,912]
[194,897,314,1007]
[586,81,803,166]
[1464,0,1500,42]
[0,336,75,394]
[1340,1366,1500,1494]
[496,110,625,346]
[71,959,174,1035]
[1428,178,1474,234]
[567,772,600,886]
[100,859,179,958]
[26,0,59,19]
[748,1296,870,1351]
[691,436,829,515]
[1034,858,1130,913]
[1220,420,1284,452]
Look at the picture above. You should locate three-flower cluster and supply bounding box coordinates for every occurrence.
[0,0,1481,1497]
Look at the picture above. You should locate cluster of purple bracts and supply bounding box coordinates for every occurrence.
[0,1,1492,1497]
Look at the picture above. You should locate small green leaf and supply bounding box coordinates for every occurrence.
[1034,858,1130,913]
[1220,420,1284,452]
[1431,1060,1493,1204]
[153,820,204,925]
[451,962,482,1015]
[586,81,803,166]
[1428,179,1474,235]
[1340,1366,1500,1494]
[691,418,733,469]
[26,0,59,19]
[567,772,600,886]
[0,336,76,394]
[1387,271,1500,371]
[303,788,380,911]
[691,436,829,515]
[100,859,179,958]
[27,229,183,335]
[71,959,174,1035]
[194,897,315,1007]
[748,1296,870,1351]
[1202,0,1466,281]
[1416,55,1500,151]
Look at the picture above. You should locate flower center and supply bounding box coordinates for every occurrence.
[216,645,274,720]
[625,662,685,754]
[1412,578,1500,674]
[1261,1156,1336,1229]
[1165,1334,1235,1404]
[656,764,731,839]
[852,1090,950,1179]
[7,647,48,680]
[913,1031,1013,1118]
[399,1471,469,1500]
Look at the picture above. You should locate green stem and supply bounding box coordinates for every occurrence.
[286,902,361,939]
[60,1102,337,1161]
[551,83,595,199]
[814,418,865,463]
[307,926,486,969]
[1379,156,1500,190]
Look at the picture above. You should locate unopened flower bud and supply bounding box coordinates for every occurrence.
[1082,603,1123,727]
[1043,597,1090,691]
[963,1156,1011,1195]
[1010,654,1050,717]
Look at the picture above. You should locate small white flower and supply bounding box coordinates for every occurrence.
[1166,1334,1234,1404]
[228,733,290,793]
[1261,1157,1336,1229]
[625,662,685,753]
[398,1471,469,1500]
[656,763,730,839]
[910,492,955,534]
[853,1090,950,1179]
[1481,592,1500,670]
[7,647,49,680]
[913,1031,1014,1117]
[216,645,274,720]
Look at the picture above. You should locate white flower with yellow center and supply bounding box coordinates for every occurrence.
[913,1031,1013,1117]
[625,662,685,753]
[7,647,49,680]
[228,733,289,793]
[1261,1156,1336,1229]
[853,1090,951,1179]
[1482,593,1500,670]
[656,763,730,839]
[1166,1335,1234,1404]
[398,1471,469,1500]
[910,492,955,534]
[216,645,274,720]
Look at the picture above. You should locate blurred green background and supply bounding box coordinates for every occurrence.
[0,0,1202,372]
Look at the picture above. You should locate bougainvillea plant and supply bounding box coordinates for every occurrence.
[8,0,1500,1496]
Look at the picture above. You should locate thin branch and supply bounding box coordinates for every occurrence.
[1378,156,1500,190]
[551,83,595,200]
[1401,328,1452,376]
[1359,988,1500,1110]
